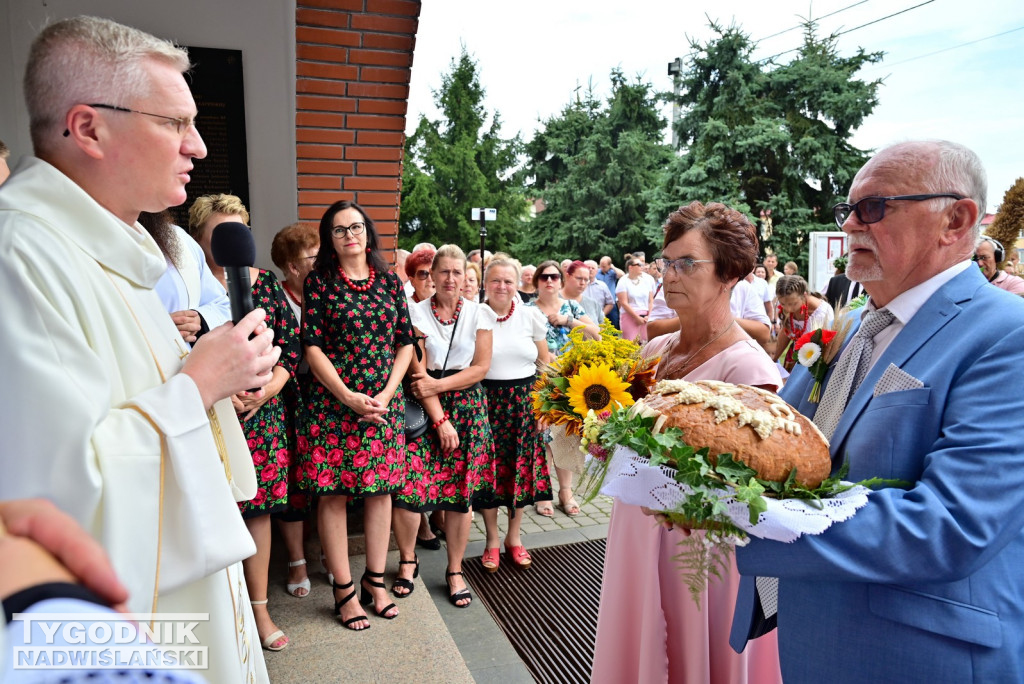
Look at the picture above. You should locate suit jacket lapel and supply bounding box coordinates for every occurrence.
[826,270,977,456]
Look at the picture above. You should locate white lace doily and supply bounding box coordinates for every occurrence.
[594,445,871,542]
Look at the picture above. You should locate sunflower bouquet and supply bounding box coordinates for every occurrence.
[531,321,659,438]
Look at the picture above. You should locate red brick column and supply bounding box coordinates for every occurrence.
[295,0,420,256]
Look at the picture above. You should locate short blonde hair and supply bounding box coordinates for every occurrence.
[188,194,250,239]
[433,244,467,270]
[24,16,190,155]
[484,255,521,284]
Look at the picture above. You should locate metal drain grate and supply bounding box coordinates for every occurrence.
[462,539,606,684]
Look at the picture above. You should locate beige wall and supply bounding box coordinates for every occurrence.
[0,0,299,270]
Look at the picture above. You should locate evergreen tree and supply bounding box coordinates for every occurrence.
[986,177,1024,265]
[647,22,882,270]
[399,48,526,252]
[517,71,672,263]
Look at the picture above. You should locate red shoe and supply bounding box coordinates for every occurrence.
[481,547,500,572]
[505,545,532,568]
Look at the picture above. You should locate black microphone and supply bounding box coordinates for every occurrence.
[211,221,256,324]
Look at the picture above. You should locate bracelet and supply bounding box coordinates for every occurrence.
[432,412,450,430]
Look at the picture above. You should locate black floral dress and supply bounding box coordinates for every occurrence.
[297,268,413,497]
[394,298,496,514]
[238,270,301,518]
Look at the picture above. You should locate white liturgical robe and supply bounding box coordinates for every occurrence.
[0,157,267,683]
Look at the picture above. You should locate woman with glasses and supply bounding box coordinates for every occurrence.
[593,201,782,684]
[299,200,415,630]
[189,194,302,653]
[393,245,495,608]
[528,260,599,517]
[773,275,833,373]
[269,222,320,600]
[404,248,436,305]
[616,258,655,343]
[474,256,553,571]
[562,260,605,330]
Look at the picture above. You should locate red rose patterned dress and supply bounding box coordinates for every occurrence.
[474,303,552,510]
[298,269,414,497]
[238,269,302,518]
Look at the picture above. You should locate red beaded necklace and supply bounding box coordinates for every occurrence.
[339,266,375,292]
[282,282,301,305]
[780,301,809,340]
[494,298,516,323]
[431,295,463,325]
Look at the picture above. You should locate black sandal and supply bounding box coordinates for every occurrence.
[392,556,419,598]
[445,570,472,608]
[360,570,398,619]
[333,579,370,630]
[416,535,441,550]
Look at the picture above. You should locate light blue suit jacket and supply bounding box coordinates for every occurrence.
[731,266,1024,682]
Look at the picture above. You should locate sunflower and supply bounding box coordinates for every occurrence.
[566,364,634,418]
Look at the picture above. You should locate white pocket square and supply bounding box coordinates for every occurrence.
[873,363,925,396]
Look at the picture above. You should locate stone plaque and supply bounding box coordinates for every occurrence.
[170,46,250,229]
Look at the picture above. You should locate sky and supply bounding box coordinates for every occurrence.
[406,0,1024,214]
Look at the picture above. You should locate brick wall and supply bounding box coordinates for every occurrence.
[295,0,421,256]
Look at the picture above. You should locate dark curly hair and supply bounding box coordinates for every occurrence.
[312,200,387,278]
[663,201,758,283]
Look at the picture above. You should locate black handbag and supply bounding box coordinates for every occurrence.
[405,395,429,440]
[405,302,460,440]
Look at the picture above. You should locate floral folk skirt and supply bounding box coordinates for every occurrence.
[473,378,552,509]
[394,385,492,513]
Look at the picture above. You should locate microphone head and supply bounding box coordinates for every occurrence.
[211,221,256,267]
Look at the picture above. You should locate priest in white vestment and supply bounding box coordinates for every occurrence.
[0,16,282,683]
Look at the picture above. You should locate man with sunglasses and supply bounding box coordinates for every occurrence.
[731,140,1024,682]
[0,17,278,682]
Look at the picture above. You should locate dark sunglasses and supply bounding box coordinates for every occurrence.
[537,272,561,282]
[413,270,431,280]
[832,194,964,228]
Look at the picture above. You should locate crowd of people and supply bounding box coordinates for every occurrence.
[5,14,1024,684]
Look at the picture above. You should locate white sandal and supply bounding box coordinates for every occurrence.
[320,552,334,586]
[286,558,311,598]
[250,599,289,651]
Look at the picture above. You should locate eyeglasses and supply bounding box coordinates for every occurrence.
[656,256,713,276]
[332,222,365,237]
[62,103,197,137]
[413,270,431,281]
[832,194,965,228]
[537,272,561,282]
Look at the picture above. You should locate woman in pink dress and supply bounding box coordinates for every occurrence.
[592,201,783,684]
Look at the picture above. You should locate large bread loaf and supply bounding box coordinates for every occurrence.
[636,379,832,488]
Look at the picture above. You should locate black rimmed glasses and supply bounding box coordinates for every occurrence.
[537,272,561,282]
[656,256,713,276]
[62,103,197,137]
[332,222,365,237]
[832,194,965,228]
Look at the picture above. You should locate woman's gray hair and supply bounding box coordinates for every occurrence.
[483,255,521,283]
[24,15,190,154]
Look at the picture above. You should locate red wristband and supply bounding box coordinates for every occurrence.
[432,412,450,430]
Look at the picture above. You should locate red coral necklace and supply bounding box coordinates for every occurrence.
[494,298,515,323]
[431,295,463,325]
[339,266,375,292]
[781,302,809,340]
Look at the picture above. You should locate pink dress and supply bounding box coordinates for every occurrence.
[592,336,783,684]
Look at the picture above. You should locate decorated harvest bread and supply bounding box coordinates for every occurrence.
[634,379,832,488]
